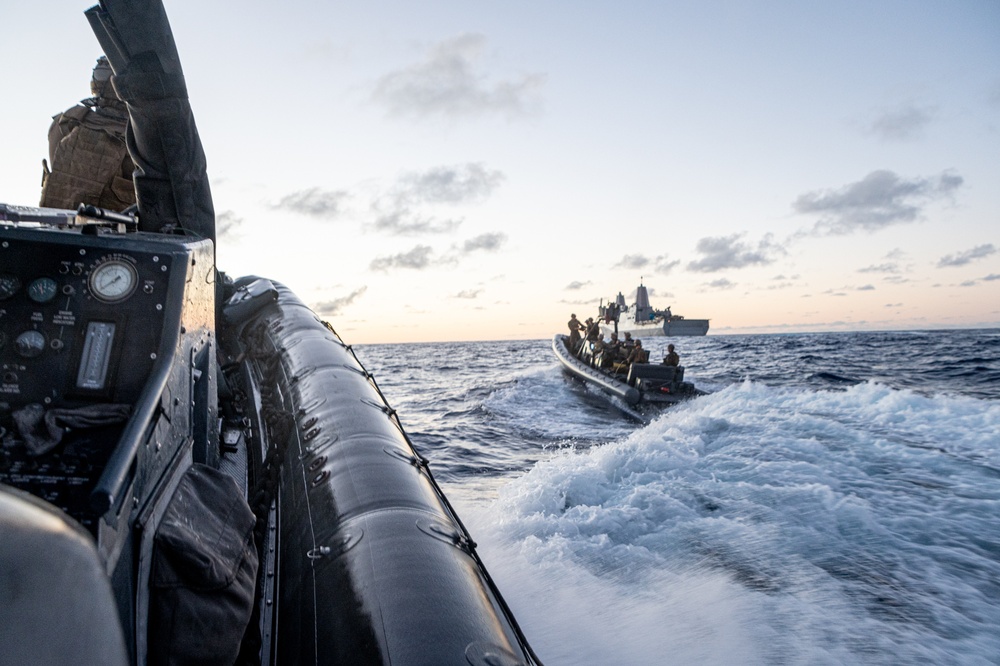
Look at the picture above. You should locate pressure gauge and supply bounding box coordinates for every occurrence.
[15,330,46,358]
[28,277,58,303]
[89,259,138,303]
[0,273,21,300]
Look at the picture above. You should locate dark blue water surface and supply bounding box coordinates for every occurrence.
[354,329,1000,666]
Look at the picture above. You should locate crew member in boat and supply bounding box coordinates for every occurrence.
[590,333,605,366]
[623,332,635,350]
[663,343,679,367]
[606,332,621,354]
[601,333,621,366]
[567,313,583,351]
[611,340,649,373]
[584,317,600,342]
[627,340,648,364]
[593,334,618,369]
[40,56,136,212]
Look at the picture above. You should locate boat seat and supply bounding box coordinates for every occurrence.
[627,363,677,386]
[0,486,128,666]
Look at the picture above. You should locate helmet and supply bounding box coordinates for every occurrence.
[90,56,115,99]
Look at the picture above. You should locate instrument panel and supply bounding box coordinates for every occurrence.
[0,227,195,408]
[1,222,215,535]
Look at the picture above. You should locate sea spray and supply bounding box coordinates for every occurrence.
[470,381,1000,664]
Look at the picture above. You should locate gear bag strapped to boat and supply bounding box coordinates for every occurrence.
[148,464,258,666]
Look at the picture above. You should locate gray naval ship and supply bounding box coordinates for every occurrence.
[599,283,709,337]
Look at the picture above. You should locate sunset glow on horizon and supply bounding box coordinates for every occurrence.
[3,1,998,343]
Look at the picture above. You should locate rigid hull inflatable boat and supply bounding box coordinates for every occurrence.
[0,2,539,665]
[553,334,703,409]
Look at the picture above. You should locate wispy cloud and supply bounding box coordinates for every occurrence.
[687,233,782,272]
[858,263,901,274]
[565,280,591,291]
[368,232,506,273]
[454,289,482,299]
[766,274,799,290]
[612,254,680,274]
[273,187,350,219]
[937,243,996,267]
[372,33,545,119]
[369,245,435,272]
[369,163,504,236]
[371,211,461,235]
[216,210,244,238]
[793,170,962,235]
[614,254,649,270]
[655,257,680,274]
[395,163,505,205]
[705,278,737,289]
[313,287,367,316]
[460,232,507,253]
[866,103,936,141]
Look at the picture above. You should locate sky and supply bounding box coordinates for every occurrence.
[2,0,999,343]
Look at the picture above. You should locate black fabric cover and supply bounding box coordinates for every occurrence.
[86,1,216,244]
[12,402,131,456]
[149,464,257,666]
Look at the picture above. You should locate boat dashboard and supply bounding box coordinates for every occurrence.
[1,212,216,537]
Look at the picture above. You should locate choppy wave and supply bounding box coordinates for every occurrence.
[478,382,1000,664]
[355,329,1000,665]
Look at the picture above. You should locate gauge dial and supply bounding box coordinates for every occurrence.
[89,259,138,303]
[0,273,21,300]
[15,330,46,358]
[28,277,59,303]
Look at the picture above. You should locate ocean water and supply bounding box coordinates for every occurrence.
[354,330,1000,665]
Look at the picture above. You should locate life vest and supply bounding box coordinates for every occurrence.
[40,102,136,212]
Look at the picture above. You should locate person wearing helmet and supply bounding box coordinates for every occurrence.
[567,313,583,352]
[40,55,137,211]
[663,343,680,367]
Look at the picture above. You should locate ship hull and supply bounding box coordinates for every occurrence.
[602,317,709,337]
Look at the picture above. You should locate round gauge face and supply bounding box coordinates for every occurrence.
[89,260,138,303]
[15,330,46,358]
[0,273,21,300]
[27,277,59,303]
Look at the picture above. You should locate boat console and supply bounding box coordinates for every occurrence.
[1,207,217,577]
